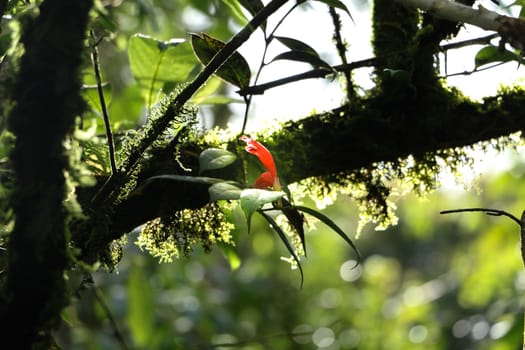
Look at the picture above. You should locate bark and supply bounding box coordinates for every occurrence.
[0,0,93,346]
[397,0,525,50]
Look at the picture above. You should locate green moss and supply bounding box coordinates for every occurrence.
[136,203,234,263]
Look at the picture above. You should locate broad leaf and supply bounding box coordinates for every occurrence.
[271,51,333,71]
[474,45,523,68]
[199,148,237,173]
[259,210,305,288]
[240,189,285,232]
[191,76,243,105]
[128,34,197,104]
[274,36,320,57]
[190,32,251,88]
[209,182,243,201]
[295,205,361,264]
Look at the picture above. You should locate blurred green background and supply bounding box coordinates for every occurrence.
[55,152,525,349]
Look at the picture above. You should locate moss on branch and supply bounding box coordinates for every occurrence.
[0,0,93,345]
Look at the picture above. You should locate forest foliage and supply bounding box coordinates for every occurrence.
[1,0,525,348]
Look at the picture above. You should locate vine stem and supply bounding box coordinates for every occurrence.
[90,31,117,174]
[240,0,301,135]
[441,207,525,348]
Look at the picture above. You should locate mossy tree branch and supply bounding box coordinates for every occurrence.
[0,0,93,345]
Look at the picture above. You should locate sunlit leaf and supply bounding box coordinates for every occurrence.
[81,83,112,117]
[271,51,333,71]
[240,189,286,232]
[222,0,249,26]
[128,34,197,104]
[191,76,242,105]
[209,182,243,201]
[295,205,361,264]
[127,268,154,347]
[190,32,251,88]
[474,45,523,68]
[259,210,305,288]
[220,242,242,270]
[199,148,237,173]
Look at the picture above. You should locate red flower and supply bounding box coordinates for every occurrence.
[240,135,281,190]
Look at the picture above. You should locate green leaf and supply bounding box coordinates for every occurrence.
[220,243,242,270]
[474,45,523,68]
[271,51,333,71]
[312,0,353,22]
[274,36,320,57]
[128,34,197,104]
[240,189,286,232]
[238,0,266,29]
[222,0,249,26]
[280,198,307,256]
[81,83,112,117]
[199,148,237,173]
[294,205,361,264]
[259,210,305,288]
[190,32,251,88]
[127,267,154,347]
[209,182,243,201]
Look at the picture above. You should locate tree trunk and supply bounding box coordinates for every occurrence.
[0,0,93,346]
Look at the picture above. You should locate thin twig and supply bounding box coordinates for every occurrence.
[90,31,118,175]
[240,1,300,135]
[89,282,129,350]
[440,207,521,226]
[238,33,502,96]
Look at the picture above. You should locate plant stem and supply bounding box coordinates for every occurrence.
[90,31,117,174]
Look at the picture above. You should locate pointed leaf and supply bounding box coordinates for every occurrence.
[271,51,334,71]
[474,45,523,68]
[240,189,286,232]
[295,205,361,264]
[190,32,251,88]
[259,210,304,288]
[274,36,320,57]
[209,182,243,201]
[199,148,237,173]
[220,243,242,270]
[222,0,249,26]
[279,198,307,256]
[312,0,353,22]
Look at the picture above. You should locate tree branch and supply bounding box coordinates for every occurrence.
[397,0,525,50]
